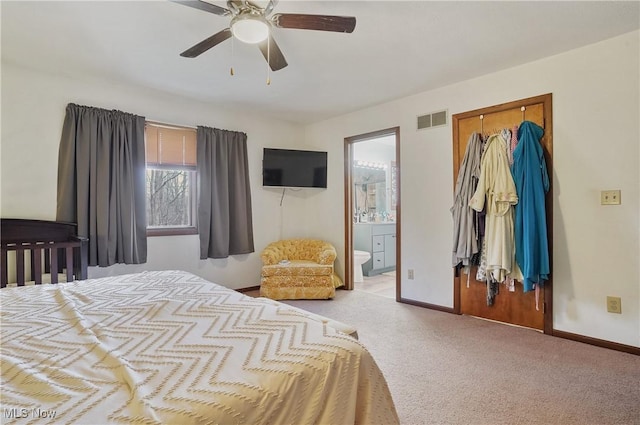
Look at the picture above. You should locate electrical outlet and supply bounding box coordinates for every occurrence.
[601,190,621,205]
[606,296,622,314]
[408,269,414,280]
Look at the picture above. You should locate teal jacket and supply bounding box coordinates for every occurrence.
[512,121,550,292]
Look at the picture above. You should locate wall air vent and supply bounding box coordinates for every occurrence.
[417,109,448,130]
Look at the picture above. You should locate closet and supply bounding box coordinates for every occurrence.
[451,94,553,333]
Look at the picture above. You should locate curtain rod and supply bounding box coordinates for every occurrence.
[146,119,197,131]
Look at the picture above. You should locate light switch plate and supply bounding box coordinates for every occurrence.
[601,190,621,205]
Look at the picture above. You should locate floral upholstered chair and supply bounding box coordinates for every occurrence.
[259,239,343,300]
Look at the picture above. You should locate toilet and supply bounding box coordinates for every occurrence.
[353,250,371,283]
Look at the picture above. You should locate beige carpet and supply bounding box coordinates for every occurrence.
[248,289,640,425]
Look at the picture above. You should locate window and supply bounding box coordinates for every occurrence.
[145,122,198,236]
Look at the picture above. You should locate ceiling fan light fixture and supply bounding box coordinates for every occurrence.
[231,15,269,44]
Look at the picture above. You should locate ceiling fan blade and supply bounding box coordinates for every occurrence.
[180,28,232,58]
[271,13,356,33]
[258,34,288,71]
[170,0,231,16]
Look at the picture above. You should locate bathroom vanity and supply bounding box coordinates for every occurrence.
[354,223,396,276]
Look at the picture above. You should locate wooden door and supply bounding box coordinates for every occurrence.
[452,94,553,333]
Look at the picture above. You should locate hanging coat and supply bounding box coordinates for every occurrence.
[451,132,483,267]
[469,133,520,283]
[512,121,550,292]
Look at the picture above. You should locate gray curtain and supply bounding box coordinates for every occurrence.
[57,103,147,267]
[197,126,254,259]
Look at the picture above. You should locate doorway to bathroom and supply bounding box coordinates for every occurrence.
[344,127,400,300]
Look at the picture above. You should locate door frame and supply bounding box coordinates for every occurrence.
[344,127,401,299]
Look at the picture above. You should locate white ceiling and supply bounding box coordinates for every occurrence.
[2,1,639,125]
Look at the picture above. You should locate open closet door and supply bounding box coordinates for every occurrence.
[452,94,553,333]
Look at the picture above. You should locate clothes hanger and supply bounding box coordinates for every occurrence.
[479,115,495,139]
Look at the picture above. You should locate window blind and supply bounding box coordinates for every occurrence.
[145,123,197,167]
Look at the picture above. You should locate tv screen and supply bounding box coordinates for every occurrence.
[262,148,328,188]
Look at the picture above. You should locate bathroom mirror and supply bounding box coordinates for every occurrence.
[353,168,386,217]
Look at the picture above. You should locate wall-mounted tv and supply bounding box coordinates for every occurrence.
[262,148,328,188]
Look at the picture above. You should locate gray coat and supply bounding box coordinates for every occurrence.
[451,132,483,267]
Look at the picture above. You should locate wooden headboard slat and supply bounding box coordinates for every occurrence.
[50,248,59,284]
[16,248,25,286]
[65,247,74,282]
[1,250,7,287]
[34,249,43,285]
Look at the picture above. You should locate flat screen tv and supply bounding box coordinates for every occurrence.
[262,148,328,188]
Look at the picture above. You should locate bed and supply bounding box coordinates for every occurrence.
[1,218,88,287]
[0,268,399,424]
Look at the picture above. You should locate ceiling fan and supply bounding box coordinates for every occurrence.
[171,0,356,71]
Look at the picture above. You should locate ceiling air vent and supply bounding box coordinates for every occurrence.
[417,109,448,130]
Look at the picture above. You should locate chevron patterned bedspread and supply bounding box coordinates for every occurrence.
[0,270,399,424]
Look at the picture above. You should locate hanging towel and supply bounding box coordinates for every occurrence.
[451,132,483,268]
[512,121,550,292]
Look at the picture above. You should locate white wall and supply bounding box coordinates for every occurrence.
[304,31,640,347]
[0,63,311,289]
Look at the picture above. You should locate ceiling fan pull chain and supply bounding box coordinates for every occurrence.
[266,34,271,85]
[230,36,235,76]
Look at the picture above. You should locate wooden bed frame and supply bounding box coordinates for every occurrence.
[1,218,88,287]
